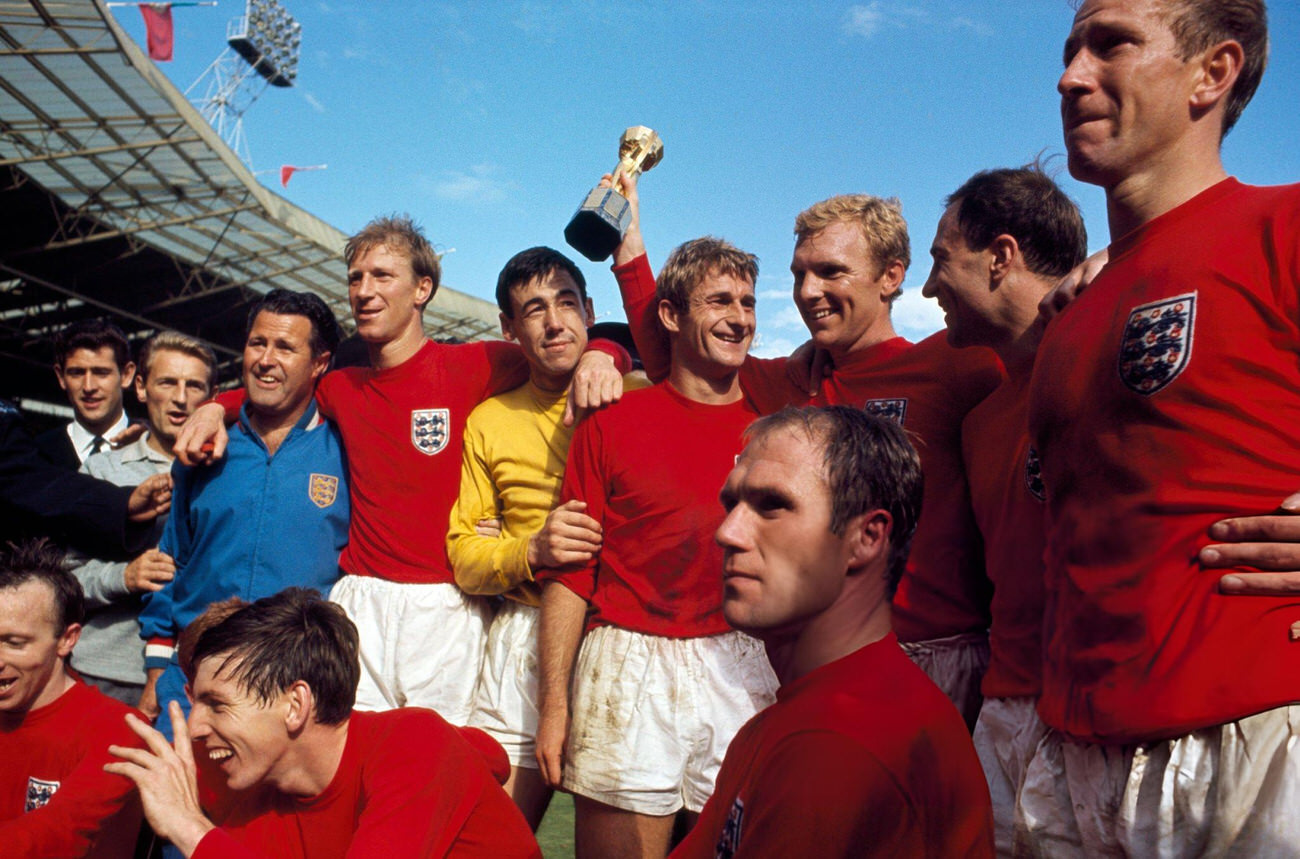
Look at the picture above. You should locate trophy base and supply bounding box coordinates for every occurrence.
[565,187,631,262]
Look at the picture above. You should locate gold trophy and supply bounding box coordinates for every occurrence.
[564,126,664,262]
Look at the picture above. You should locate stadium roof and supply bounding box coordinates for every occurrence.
[0,0,500,410]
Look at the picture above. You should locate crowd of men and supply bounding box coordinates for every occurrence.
[3,0,1299,856]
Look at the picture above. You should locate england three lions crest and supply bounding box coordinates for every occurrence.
[26,777,59,812]
[309,473,339,508]
[1118,293,1195,395]
[411,408,449,456]
[863,397,908,425]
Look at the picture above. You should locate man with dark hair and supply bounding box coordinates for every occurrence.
[613,173,1003,729]
[537,236,778,859]
[0,538,145,858]
[137,289,348,730]
[0,400,173,555]
[37,318,137,470]
[70,332,218,707]
[920,165,1088,852]
[448,246,640,828]
[673,407,993,858]
[178,216,631,724]
[1018,0,1300,852]
[107,588,540,857]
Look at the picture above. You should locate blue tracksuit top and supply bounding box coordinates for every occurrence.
[139,400,349,665]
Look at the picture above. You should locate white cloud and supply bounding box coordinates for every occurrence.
[892,290,945,341]
[759,288,791,302]
[951,16,993,38]
[430,163,514,205]
[751,333,800,359]
[761,304,808,332]
[842,2,927,38]
[303,92,325,114]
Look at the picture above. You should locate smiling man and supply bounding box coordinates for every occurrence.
[70,332,218,707]
[447,246,644,828]
[672,407,992,859]
[137,290,348,735]
[0,538,145,858]
[107,588,539,858]
[920,166,1087,853]
[37,319,137,470]
[536,237,778,859]
[1021,0,1300,853]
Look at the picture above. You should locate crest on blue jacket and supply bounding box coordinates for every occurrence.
[863,397,908,425]
[411,408,449,455]
[309,473,339,508]
[26,776,59,812]
[1118,293,1195,395]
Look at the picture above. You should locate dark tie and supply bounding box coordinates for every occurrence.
[90,435,106,455]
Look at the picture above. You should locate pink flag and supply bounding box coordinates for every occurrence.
[140,4,173,62]
[280,165,297,187]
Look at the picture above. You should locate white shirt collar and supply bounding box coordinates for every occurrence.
[67,411,130,463]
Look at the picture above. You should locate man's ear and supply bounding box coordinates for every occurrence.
[120,361,137,389]
[310,351,331,383]
[845,509,893,572]
[55,622,81,660]
[1190,39,1244,115]
[54,364,68,392]
[500,312,517,342]
[284,680,313,732]
[878,260,905,301]
[583,298,596,327]
[414,276,434,309]
[658,299,682,334]
[989,234,1019,283]
[135,371,148,404]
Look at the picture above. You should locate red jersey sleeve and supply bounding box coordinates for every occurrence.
[212,388,244,423]
[536,415,605,600]
[738,356,806,414]
[614,254,671,383]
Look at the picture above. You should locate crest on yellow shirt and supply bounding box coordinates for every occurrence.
[309,473,339,508]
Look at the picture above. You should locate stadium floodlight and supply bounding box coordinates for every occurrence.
[186,0,302,167]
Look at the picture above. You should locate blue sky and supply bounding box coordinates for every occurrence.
[111,1,1300,356]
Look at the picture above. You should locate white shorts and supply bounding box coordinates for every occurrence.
[329,575,489,723]
[900,630,989,730]
[973,696,1048,857]
[1015,704,1300,858]
[467,600,541,768]
[562,626,778,816]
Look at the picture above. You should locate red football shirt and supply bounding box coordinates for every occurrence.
[192,708,539,858]
[962,367,1046,698]
[542,382,759,638]
[672,635,994,859]
[1029,179,1300,742]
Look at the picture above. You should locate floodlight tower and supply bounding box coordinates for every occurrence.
[187,0,301,167]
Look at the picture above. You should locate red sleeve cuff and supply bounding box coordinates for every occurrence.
[584,339,632,375]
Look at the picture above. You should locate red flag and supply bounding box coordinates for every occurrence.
[280,165,297,188]
[140,4,174,62]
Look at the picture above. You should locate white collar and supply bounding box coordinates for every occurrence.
[67,411,129,463]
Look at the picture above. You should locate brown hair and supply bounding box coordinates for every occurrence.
[656,236,759,311]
